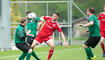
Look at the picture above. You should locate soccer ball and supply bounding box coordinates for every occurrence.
[28,13,36,19]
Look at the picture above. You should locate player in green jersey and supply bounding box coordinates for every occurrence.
[79,8,101,60]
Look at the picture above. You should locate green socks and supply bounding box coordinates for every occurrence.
[26,53,31,60]
[85,47,94,59]
[19,52,27,60]
[32,51,40,60]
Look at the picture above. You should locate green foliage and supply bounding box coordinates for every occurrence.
[73,0,105,17]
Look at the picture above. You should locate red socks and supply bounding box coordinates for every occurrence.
[47,49,54,60]
[101,43,105,53]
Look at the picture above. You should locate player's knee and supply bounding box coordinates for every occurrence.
[50,45,54,50]
[28,48,33,53]
[100,39,104,43]
[83,44,87,48]
[31,41,38,48]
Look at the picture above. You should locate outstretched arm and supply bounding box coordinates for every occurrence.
[79,21,94,27]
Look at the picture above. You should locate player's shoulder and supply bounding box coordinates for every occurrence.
[56,21,60,26]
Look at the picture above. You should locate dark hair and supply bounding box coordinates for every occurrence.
[104,4,105,6]
[53,12,59,16]
[88,8,95,14]
[26,11,31,15]
[20,17,26,23]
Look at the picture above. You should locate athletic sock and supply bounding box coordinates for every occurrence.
[32,51,40,60]
[88,47,94,57]
[47,49,54,60]
[19,52,27,60]
[85,48,91,59]
[26,53,31,60]
[101,43,105,53]
[85,47,94,59]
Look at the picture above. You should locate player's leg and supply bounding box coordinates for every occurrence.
[100,37,104,52]
[100,37,105,57]
[47,39,54,60]
[26,49,32,60]
[83,44,94,60]
[27,37,40,60]
[31,37,43,60]
[84,37,95,60]
[100,31,105,57]
[19,52,27,60]
[32,51,41,60]
[26,43,38,60]
[16,43,27,60]
[20,43,33,60]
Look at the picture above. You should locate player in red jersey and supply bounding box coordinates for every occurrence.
[30,12,68,60]
[98,4,105,57]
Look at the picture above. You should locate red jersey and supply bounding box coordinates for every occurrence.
[37,16,62,37]
[98,12,105,31]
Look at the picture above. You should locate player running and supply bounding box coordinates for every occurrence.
[79,8,101,60]
[98,4,105,57]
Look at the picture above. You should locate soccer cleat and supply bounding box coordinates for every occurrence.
[102,53,105,57]
[38,58,41,60]
[91,55,96,60]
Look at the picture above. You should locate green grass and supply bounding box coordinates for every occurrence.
[0,45,104,60]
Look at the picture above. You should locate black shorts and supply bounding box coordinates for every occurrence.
[27,37,35,46]
[16,43,30,52]
[84,36,101,48]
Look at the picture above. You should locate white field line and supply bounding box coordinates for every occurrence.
[0,47,82,59]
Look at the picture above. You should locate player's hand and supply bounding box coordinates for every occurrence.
[78,24,84,27]
[28,34,34,37]
[63,42,68,48]
[86,30,89,33]
[27,30,31,35]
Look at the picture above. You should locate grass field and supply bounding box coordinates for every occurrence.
[0,45,104,60]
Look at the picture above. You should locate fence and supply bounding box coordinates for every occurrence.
[10,1,72,46]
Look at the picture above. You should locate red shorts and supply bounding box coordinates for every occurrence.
[100,30,105,38]
[34,36,53,44]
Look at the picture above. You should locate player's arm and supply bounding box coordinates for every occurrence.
[37,16,50,31]
[37,16,45,32]
[18,28,32,40]
[56,23,68,47]
[98,12,102,21]
[98,13,101,24]
[40,16,51,21]
[60,32,68,47]
[27,30,34,37]
[18,29,27,40]
[79,21,94,27]
[37,21,42,32]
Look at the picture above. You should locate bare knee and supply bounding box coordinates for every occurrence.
[83,44,87,48]
[31,41,38,48]
[50,45,54,50]
[100,38,104,43]
[28,48,33,53]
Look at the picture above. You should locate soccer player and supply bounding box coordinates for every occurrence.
[15,17,34,60]
[79,8,101,60]
[29,12,68,60]
[98,4,105,57]
[26,12,41,60]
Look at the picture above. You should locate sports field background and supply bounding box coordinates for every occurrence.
[0,45,104,60]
